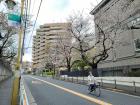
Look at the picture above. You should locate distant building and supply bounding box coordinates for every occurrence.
[22,61,32,72]
[90,0,140,76]
[32,23,72,72]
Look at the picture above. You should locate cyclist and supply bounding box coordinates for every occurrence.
[88,71,96,92]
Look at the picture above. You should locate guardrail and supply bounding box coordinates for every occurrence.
[94,78,140,93]
[20,79,29,105]
[52,76,140,93]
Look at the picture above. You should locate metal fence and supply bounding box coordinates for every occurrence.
[20,79,29,105]
[20,78,37,105]
[60,70,89,77]
[52,75,140,93]
[94,78,140,93]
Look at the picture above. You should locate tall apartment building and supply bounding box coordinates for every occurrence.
[90,0,140,76]
[32,23,71,71]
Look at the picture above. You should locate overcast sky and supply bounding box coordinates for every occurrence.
[22,0,102,62]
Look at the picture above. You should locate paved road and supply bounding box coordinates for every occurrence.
[23,75,140,105]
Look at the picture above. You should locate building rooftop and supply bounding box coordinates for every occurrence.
[40,22,71,28]
[90,0,111,15]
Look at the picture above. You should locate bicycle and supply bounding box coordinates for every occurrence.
[88,82,101,97]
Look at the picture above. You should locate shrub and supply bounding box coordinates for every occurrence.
[46,71,54,75]
[128,70,140,77]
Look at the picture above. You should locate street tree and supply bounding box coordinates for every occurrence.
[72,59,88,71]
[44,44,59,75]
[68,12,115,77]
[0,13,17,62]
[56,36,74,72]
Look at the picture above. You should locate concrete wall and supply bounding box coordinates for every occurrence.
[0,61,13,82]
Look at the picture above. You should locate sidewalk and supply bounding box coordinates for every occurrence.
[0,77,13,105]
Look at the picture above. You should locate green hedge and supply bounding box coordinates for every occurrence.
[128,70,140,77]
[46,71,54,75]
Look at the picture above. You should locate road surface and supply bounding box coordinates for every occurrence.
[23,75,140,105]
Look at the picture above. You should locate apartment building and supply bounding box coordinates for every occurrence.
[90,0,140,76]
[22,61,32,72]
[32,23,72,71]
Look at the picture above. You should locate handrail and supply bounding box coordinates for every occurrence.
[66,76,140,84]
[95,78,140,84]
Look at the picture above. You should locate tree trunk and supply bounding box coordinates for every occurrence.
[67,64,71,72]
[91,64,99,77]
[66,59,71,72]
[53,64,55,76]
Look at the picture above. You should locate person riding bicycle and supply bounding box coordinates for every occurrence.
[88,72,96,92]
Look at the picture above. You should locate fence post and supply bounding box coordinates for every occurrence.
[72,76,73,83]
[101,78,103,87]
[4,75,5,80]
[133,81,136,93]
[83,76,84,84]
[77,76,78,83]
[114,79,116,89]
[64,75,65,81]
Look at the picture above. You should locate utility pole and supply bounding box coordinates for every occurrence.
[11,0,25,105]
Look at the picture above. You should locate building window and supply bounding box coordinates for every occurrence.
[134,39,140,52]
